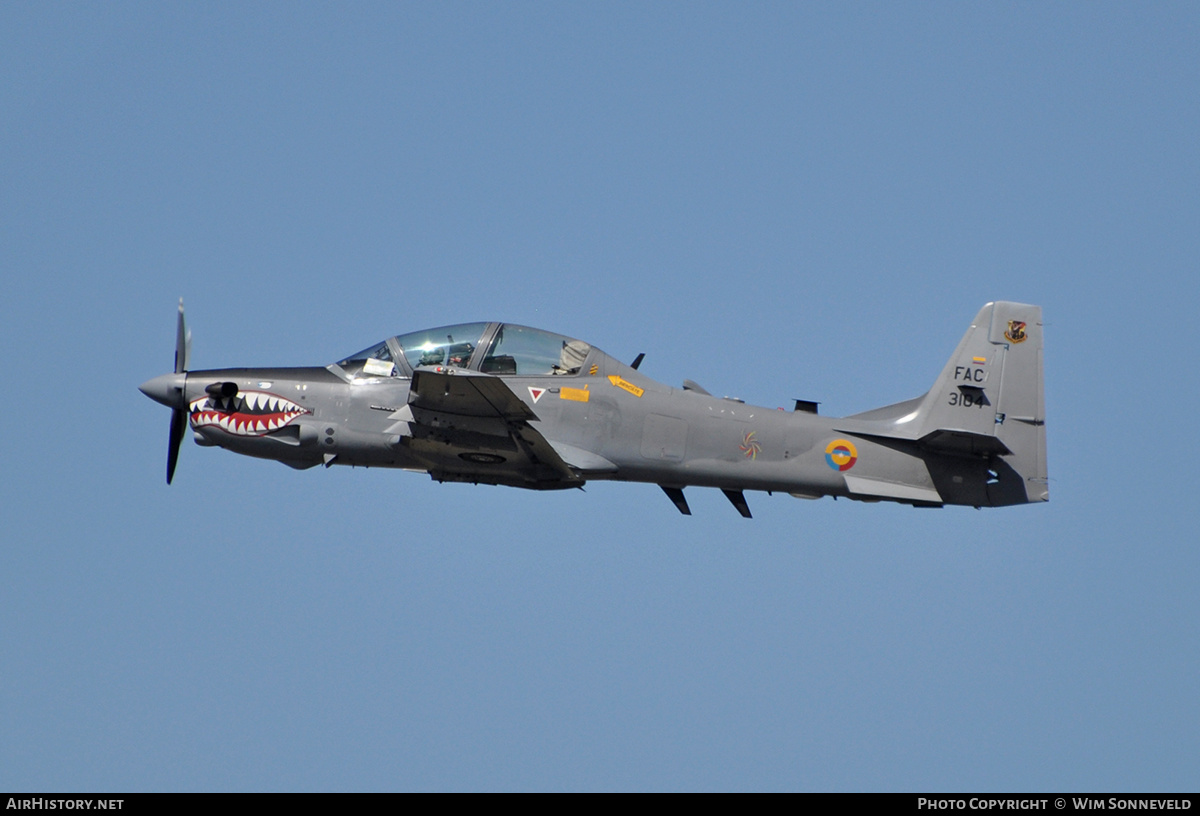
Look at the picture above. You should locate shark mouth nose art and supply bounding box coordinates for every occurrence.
[189,391,309,436]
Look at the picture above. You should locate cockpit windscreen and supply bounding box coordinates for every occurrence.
[337,340,397,378]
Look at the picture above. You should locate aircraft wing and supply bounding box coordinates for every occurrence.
[398,368,581,488]
[408,367,537,421]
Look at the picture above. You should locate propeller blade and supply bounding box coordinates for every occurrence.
[174,298,191,374]
[167,407,187,484]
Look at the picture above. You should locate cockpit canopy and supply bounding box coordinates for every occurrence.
[336,323,593,380]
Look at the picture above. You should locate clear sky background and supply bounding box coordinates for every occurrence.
[2,2,1197,792]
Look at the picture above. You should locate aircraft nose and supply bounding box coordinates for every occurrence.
[139,372,188,408]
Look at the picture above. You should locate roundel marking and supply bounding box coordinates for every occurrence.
[824,439,858,472]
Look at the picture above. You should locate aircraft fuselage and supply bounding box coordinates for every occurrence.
[142,303,1048,515]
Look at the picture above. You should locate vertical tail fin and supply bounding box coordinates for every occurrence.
[852,302,1047,505]
[912,301,1048,504]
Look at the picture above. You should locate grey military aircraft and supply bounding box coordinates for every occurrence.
[140,301,1047,515]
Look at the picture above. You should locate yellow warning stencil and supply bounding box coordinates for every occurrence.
[607,375,644,397]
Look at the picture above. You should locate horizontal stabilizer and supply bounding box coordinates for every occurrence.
[918,429,1011,457]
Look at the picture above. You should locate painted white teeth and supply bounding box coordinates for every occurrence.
[187,390,306,435]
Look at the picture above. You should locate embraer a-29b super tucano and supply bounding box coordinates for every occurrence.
[140,302,1048,517]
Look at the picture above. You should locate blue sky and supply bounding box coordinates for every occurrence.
[2,2,1197,791]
